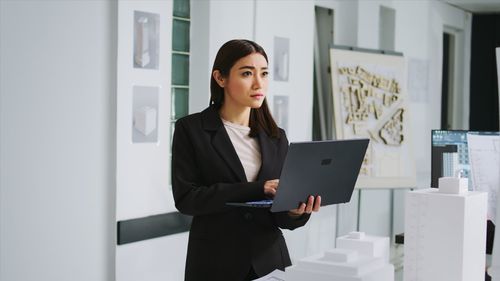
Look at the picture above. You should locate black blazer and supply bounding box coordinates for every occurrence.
[172,106,310,281]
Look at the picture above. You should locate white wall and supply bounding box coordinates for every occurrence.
[115,1,174,221]
[315,0,359,46]
[208,0,255,62]
[254,0,314,145]
[0,1,117,281]
[117,232,188,281]
[190,0,255,113]
[189,0,211,113]
[114,2,180,281]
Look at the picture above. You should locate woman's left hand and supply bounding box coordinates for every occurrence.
[288,195,321,217]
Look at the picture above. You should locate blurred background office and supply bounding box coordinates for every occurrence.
[0,0,499,280]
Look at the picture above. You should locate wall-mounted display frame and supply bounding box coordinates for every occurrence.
[273,36,290,82]
[133,11,160,70]
[273,95,289,132]
[132,85,159,143]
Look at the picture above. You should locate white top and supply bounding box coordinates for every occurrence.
[222,118,262,182]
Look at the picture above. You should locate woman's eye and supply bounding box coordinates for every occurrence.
[262,71,269,77]
[242,71,252,77]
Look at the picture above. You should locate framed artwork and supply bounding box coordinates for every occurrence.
[132,85,159,143]
[273,36,290,81]
[330,47,416,188]
[273,95,289,132]
[133,11,160,70]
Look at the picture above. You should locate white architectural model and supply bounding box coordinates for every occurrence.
[286,232,393,281]
[438,176,468,194]
[404,183,487,281]
[133,106,157,136]
[336,232,390,263]
[134,16,150,68]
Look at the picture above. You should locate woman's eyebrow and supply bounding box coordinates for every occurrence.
[238,66,269,70]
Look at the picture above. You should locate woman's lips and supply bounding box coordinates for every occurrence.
[251,94,264,99]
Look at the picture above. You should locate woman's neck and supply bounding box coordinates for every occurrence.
[219,103,251,127]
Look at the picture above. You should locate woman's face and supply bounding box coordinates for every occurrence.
[220,53,269,109]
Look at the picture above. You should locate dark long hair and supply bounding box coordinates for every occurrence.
[210,39,280,139]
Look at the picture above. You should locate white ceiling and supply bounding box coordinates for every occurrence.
[443,0,500,13]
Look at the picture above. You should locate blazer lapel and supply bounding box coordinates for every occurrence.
[201,106,247,182]
[212,127,248,182]
[257,130,278,181]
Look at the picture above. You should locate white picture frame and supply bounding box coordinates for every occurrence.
[132,85,159,143]
[133,11,160,70]
[273,36,290,82]
[273,95,289,132]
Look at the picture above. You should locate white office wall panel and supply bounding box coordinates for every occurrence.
[116,0,174,222]
[254,0,314,143]
[208,0,254,71]
[0,1,117,280]
[357,1,380,49]
[116,1,174,281]
[189,0,254,116]
[116,233,188,281]
[189,0,211,114]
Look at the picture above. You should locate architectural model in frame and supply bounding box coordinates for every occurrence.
[132,85,159,143]
[330,48,416,188]
[273,37,290,81]
[273,95,289,132]
[133,11,160,69]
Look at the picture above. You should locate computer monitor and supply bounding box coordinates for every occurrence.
[431,130,470,188]
[431,130,499,189]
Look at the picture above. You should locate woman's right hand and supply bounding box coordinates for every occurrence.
[264,179,279,199]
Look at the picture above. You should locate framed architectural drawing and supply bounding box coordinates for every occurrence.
[132,85,159,143]
[330,47,416,188]
[273,37,290,81]
[133,11,160,69]
[273,95,289,132]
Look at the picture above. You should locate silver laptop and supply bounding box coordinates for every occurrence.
[227,139,369,212]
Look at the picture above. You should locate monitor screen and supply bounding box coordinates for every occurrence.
[431,130,470,188]
[431,130,499,189]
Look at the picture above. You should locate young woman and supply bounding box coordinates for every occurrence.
[172,39,321,281]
